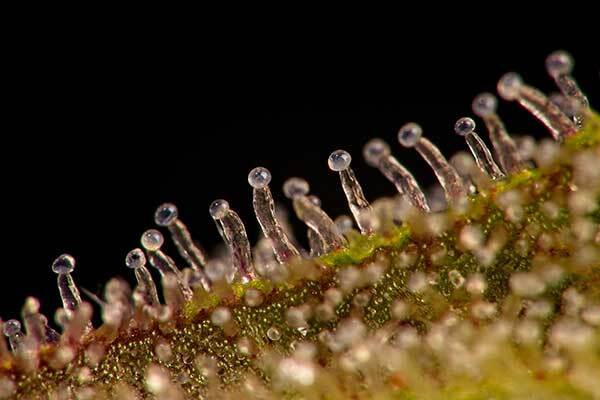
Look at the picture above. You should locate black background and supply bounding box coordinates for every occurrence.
[2,31,598,325]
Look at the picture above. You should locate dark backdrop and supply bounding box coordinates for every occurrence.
[2,35,598,325]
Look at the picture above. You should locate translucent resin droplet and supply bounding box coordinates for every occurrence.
[248,167,272,189]
[282,178,310,199]
[154,203,178,227]
[397,123,422,148]
[52,254,75,274]
[209,199,230,220]
[141,230,164,251]
[327,150,352,171]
